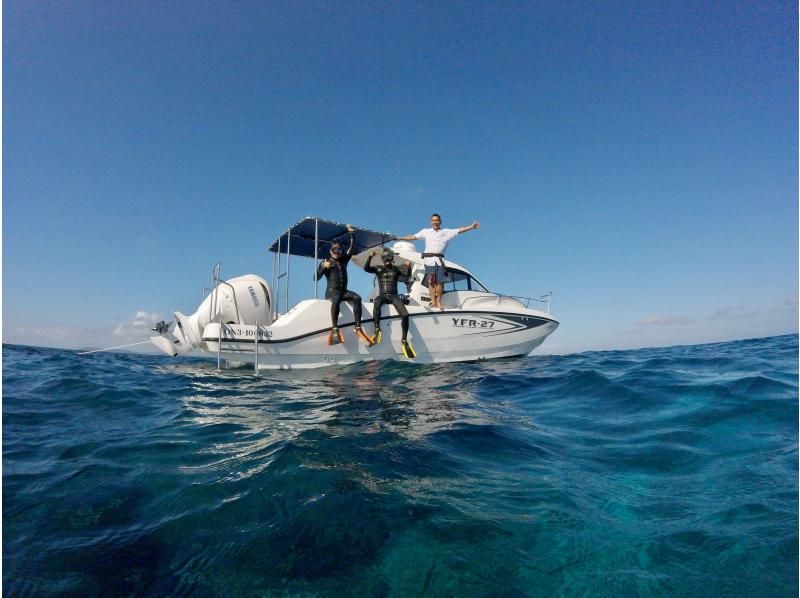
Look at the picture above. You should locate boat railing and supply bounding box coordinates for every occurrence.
[460,291,552,314]
[210,262,221,320]
[271,226,293,319]
[209,261,242,324]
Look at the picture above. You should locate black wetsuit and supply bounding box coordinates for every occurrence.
[315,233,363,329]
[364,260,412,340]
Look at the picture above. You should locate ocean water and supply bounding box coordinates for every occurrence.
[3,334,797,596]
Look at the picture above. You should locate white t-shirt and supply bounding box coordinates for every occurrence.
[414,228,459,266]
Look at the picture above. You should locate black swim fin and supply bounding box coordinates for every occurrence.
[328,328,344,345]
[401,339,416,359]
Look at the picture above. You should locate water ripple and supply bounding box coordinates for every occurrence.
[3,334,797,595]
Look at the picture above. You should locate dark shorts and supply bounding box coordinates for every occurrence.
[424,263,449,283]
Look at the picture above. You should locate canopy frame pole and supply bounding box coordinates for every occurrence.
[276,235,281,315]
[314,218,319,299]
[271,239,278,320]
[210,261,221,323]
[286,228,291,311]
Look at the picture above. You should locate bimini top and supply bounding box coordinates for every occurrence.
[268,216,394,258]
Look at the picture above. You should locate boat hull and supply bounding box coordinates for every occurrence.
[200,300,558,369]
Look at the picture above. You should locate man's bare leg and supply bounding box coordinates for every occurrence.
[429,274,439,308]
[436,282,445,308]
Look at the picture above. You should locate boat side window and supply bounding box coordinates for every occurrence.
[445,270,471,292]
[421,268,488,293]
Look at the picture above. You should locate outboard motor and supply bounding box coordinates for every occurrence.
[150,274,272,356]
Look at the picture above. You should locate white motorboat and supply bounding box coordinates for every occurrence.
[150,217,559,369]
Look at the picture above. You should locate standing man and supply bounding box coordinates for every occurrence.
[395,214,480,309]
[315,225,372,345]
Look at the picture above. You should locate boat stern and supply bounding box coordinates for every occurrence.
[149,311,201,357]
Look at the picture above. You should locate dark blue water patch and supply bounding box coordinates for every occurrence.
[427,423,553,464]
[474,371,545,398]
[3,335,798,595]
[722,373,797,398]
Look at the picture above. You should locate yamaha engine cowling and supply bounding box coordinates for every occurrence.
[150,274,272,356]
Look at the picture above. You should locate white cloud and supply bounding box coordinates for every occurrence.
[635,315,693,327]
[708,297,798,321]
[3,310,163,349]
[8,324,80,343]
[4,322,156,352]
[707,306,758,321]
[113,311,164,337]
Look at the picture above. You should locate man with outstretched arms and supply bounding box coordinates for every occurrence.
[364,248,416,358]
[395,213,480,309]
[315,225,372,345]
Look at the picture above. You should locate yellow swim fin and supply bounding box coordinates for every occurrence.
[371,328,382,345]
[401,339,416,359]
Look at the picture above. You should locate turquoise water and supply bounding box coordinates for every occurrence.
[3,335,797,596]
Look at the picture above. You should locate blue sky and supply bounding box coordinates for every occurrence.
[4,0,797,354]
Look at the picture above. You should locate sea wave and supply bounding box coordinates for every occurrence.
[3,334,797,595]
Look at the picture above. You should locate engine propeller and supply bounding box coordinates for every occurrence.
[152,320,173,334]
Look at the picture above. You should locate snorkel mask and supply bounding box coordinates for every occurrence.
[330,244,344,258]
[381,249,395,263]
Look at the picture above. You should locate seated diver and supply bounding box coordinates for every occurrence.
[315,225,372,345]
[364,248,416,358]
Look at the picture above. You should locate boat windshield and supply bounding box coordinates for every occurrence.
[421,267,489,293]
